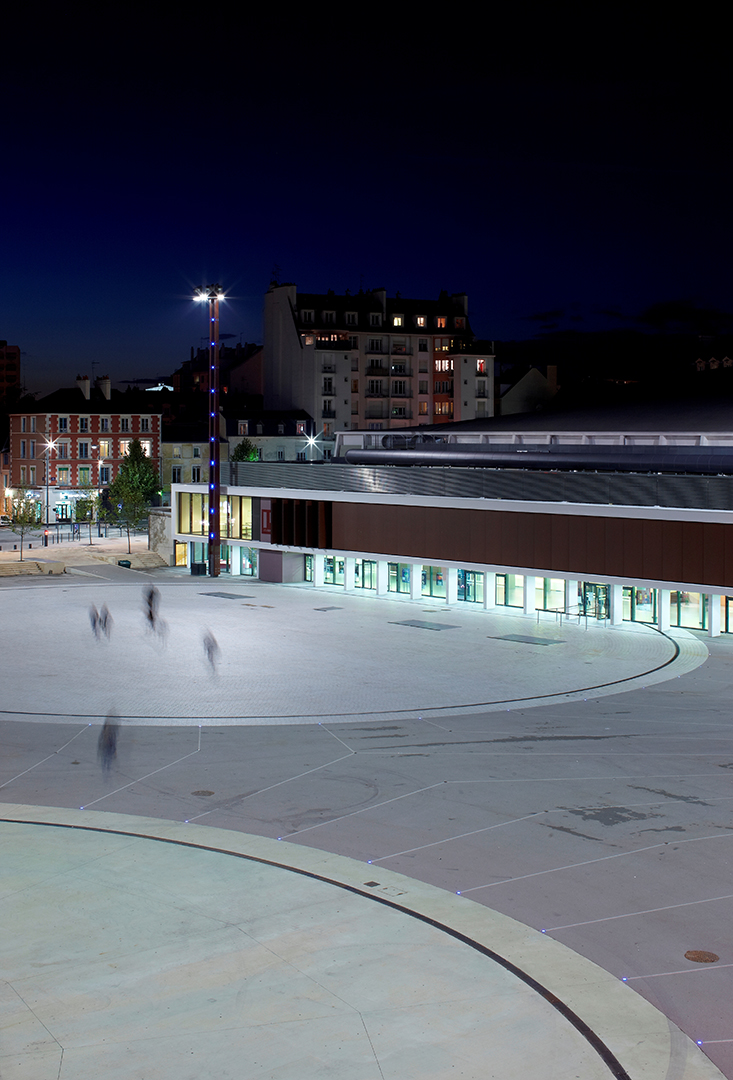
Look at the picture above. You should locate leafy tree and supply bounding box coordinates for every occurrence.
[231,437,258,462]
[11,491,40,561]
[107,438,160,553]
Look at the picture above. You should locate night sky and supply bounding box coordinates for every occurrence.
[3,14,731,395]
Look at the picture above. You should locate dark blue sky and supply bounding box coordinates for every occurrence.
[2,13,731,395]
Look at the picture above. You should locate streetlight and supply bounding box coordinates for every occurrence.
[194,284,225,578]
[42,438,56,547]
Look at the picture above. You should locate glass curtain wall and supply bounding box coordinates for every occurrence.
[388,563,411,593]
[422,566,445,598]
[457,569,484,603]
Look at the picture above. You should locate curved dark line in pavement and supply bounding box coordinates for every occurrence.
[0,816,632,1080]
[0,629,684,722]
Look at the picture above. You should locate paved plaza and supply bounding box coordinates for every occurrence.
[1,542,732,1078]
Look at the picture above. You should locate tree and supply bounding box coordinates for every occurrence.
[107,438,160,553]
[11,491,40,561]
[231,437,258,462]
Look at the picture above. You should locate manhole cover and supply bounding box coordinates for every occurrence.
[191,790,214,797]
[488,634,565,646]
[201,592,255,600]
[391,620,461,631]
[685,950,719,963]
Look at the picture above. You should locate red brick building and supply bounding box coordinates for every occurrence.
[8,375,161,521]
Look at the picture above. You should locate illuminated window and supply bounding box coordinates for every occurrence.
[98,439,111,458]
[57,466,69,485]
[393,316,403,327]
[455,317,465,329]
[436,316,446,328]
[119,440,131,456]
[238,421,248,436]
[419,401,428,414]
[416,316,426,327]
[140,440,152,457]
[173,446,181,458]
[476,358,487,374]
[79,467,90,485]
[296,421,307,435]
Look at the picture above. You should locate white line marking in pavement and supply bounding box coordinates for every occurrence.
[0,724,91,790]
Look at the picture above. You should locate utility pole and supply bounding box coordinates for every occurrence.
[194,284,224,577]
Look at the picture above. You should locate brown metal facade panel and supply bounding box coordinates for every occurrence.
[327,501,733,589]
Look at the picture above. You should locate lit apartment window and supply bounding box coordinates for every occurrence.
[79,467,90,485]
[119,440,131,456]
[79,417,89,432]
[416,316,426,327]
[436,316,446,328]
[58,467,69,485]
[141,417,150,432]
[140,440,152,457]
[98,439,111,458]
[435,337,450,352]
[238,421,248,435]
[303,335,314,345]
[477,358,487,374]
[101,418,110,432]
[173,446,182,458]
[392,405,407,417]
[419,401,428,414]
[296,421,307,435]
[393,316,403,327]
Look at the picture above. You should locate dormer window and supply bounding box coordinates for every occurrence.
[302,310,313,323]
[455,317,465,329]
[370,313,381,326]
[393,315,403,327]
[345,312,357,325]
[416,315,426,327]
[323,311,335,324]
[436,316,446,328]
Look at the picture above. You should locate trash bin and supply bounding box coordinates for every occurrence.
[118,559,132,568]
[191,562,207,576]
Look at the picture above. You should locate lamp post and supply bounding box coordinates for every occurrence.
[194,284,224,578]
[42,438,56,547]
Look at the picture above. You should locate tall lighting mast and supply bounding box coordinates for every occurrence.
[194,284,224,577]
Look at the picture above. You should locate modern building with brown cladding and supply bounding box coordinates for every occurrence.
[170,403,733,636]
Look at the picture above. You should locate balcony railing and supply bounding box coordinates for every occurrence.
[366,365,388,376]
[365,390,388,398]
[321,409,337,419]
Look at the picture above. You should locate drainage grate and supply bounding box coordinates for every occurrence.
[489,634,565,646]
[201,592,255,600]
[314,606,343,611]
[391,620,461,631]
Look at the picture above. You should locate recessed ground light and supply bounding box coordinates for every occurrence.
[685,950,719,963]
[192,790,214,797]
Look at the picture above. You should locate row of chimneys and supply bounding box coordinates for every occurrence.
[76,374,111,401]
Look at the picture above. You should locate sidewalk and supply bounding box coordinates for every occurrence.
[0,532,165,573]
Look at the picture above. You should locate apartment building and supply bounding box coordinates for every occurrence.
[8,375,161,520]
[263,284,495,437]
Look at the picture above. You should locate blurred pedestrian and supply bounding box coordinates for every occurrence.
[98,712,119,775]
[89,604,100,639]
[203,630,220,673]
[144,585,160,632]
[99,604,112,639]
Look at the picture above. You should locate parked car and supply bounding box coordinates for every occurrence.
[0,514,11,526]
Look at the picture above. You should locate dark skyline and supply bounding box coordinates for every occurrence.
[2,14,731,395]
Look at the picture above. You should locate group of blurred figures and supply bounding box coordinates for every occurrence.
[92,585,220,776]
